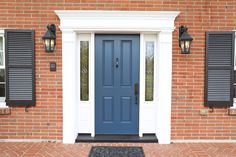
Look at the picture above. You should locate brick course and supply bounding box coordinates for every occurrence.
[0,0,236,141]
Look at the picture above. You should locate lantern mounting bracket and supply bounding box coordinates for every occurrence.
[47,24,56,38]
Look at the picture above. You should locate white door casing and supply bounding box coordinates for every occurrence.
[55,10,179,144]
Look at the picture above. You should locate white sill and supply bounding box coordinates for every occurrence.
[0,102,7,108]
[232,98,236,108]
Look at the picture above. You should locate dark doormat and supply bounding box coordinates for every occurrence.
[89,146,145,157]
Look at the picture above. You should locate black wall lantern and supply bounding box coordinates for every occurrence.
[42,24,56,52]
[179,25,193,54]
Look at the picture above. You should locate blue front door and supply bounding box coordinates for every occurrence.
[95,35,140,134]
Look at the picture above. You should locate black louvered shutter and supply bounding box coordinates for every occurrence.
[5,30,35,107]
[205,32,235,107]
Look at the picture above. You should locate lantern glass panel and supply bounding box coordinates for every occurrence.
[180,40,185,52]
[185,40,190,50]
[50,39,55,50]
[44,39,50,51]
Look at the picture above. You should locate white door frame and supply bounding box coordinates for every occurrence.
[55,10,179,144]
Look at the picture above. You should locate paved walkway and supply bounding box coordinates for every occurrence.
[0,142,236,157]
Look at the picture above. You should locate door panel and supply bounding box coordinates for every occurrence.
[120,40,132,86]
[102,40,114,87]
[95,35,140,134]
[103,96,114,122]
[120,96,132,122]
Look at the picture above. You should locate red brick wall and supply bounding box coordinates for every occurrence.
[0,0,235,141]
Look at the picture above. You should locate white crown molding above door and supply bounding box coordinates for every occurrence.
[55,10,179,32]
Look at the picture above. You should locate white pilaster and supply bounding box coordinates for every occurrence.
[156,31,173,144]
[62,30,77,143]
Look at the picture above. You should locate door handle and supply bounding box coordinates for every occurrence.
[134,83,139,104]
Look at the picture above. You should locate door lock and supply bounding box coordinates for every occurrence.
[115,58,119,68]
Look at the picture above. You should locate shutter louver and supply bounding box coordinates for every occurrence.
[205,32,235,107]
[5,30,35,106]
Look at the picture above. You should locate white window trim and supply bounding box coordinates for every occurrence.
[232,31,236,108]
[0,30,6,108]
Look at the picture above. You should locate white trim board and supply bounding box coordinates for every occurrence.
[55,10,180,144]
[0,30,6,108]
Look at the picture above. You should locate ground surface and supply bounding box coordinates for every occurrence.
[0,142,236,157]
